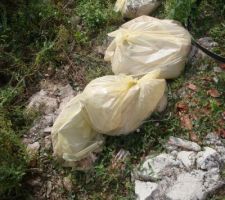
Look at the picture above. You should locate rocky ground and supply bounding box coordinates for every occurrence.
[135,133,225,200]
[21,37,225,199]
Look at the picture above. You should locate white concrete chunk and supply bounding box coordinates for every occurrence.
[140,154,179,177]
[204,132,223,146]
[177,151,196,169]
[166,170,207,200]
[135,180,158,200]
[196,147,220,170]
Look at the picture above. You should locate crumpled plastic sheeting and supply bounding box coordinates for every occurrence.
[115,0,161,19]
[105,16,191,79]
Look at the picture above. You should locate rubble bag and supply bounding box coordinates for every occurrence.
[51,94,104,162]
[114,0,161,19]
[81,72,166,135]
[104,16,191,79]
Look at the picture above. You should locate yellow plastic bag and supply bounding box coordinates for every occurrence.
[105,16,191,79]
[81,72,166,135]
[51,95,104,163]
[52,72,166,163]
[114,0,161,19]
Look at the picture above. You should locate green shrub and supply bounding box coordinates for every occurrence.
[76,0,121,31]
[165,0,196,25]
[0,112,27,198]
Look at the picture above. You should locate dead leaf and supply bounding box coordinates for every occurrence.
[176,102,188,112]
[111,149,130,170]
[207,89,220,98]
[189,132,199,143]
[219,63,225,70]
[180,115,193,130]
[191,113,198,120]
[218,129,225,139]
[187,83,197,91]
[201,76,212,82]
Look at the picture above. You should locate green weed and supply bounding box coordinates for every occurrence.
[76,0,121,31]
[164,0,196,25]
[0,113,27,198]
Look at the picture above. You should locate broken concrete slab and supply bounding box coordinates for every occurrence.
[196,147,220,170]
[177,151,196,170]
[135,180,158,200]
[166,170,207,200]
[139,153,181,178]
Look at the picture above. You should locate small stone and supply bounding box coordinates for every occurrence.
[135,180,158,200]
[27,90,58,114]
[213,67,222,73]
[58,84,75,99]
[190,37,218,62]
[204,132,223,146]
[95,46,106,56]
[76,25,82,31]
[26,142,40,167]
[27,176,42,188]
[57,85,75,113]
[44,127,52,134]
[196,147,220,170]
[27,142,40,157]
[44,135,52,150]
[22,138,32,145]
[199,64,208,71]
[177,151,196,170]
[70,16,81,27]
[63,176,73,192]
[44,114,54,126]
[47,67,55,77]
[168,136,201,152]
[213,77,219,83]
[46,181,52,198]
[198,37,218,48]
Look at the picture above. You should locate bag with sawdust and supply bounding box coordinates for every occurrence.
[52,72,166,164]
[105,16,191,79]
[81,71,166,135]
